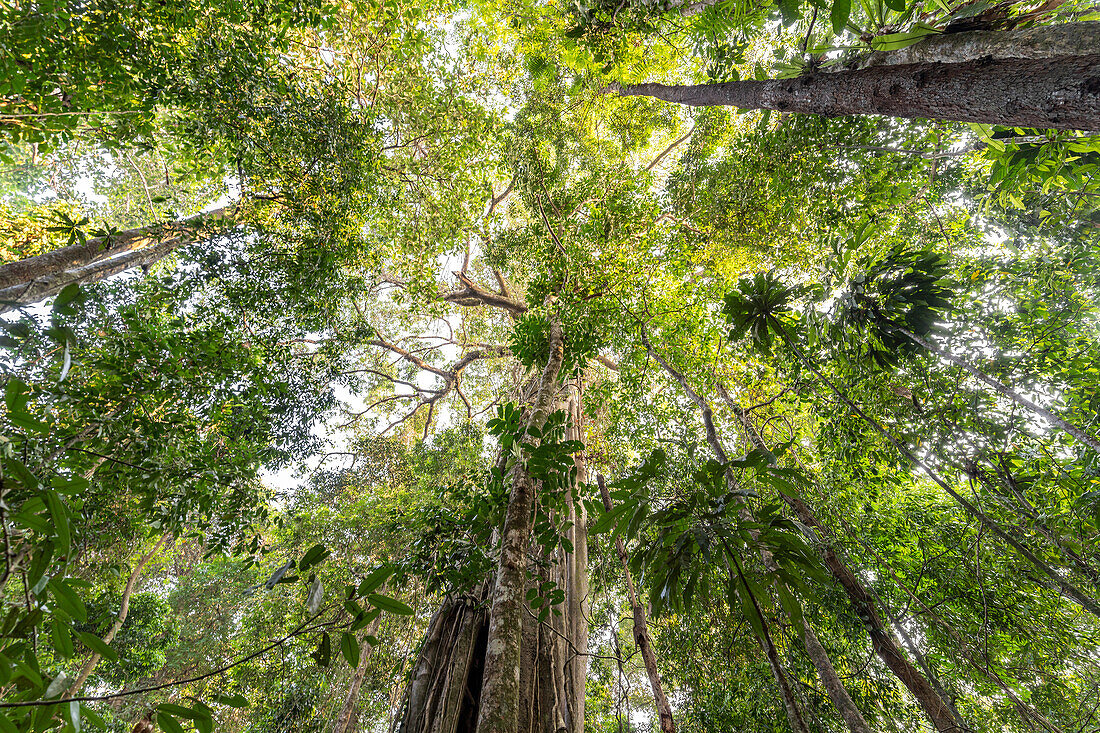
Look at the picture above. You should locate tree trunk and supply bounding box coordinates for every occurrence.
[597,475,676,733]
[477,320,566,733]
[643,334,869,733]
[64,534,169,698]
[398,342,591,733]
[857,21,1100,68]
[727,398,967,732]
[788,496,964,732]
[895,323,1100,453]
[0,207,233,313]
[333,615,383,733]
[770,317,1100,622]
[613,54,1100,130]
[563,389,589,733]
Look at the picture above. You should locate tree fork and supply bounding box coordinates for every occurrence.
[611,54,1100,130]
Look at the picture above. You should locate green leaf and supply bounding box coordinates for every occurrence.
[776,582,804,632]
[48,580,87,622]
[778,0,801,23]
[311,631,332,667]
[356,566,393,597]
[870,26,937,51]
[0,712,20,733]
[44,491,70,556]
[75,632,118,662]
[298,543,329,570]
[51,620,74,659]
[340,632,360,668]
[66,701,81,733]
[830,0,851,34]
[54,283,81,310]
[367,593,414,616]
[156,712,185,733]
[211,693,249,709]
[157,704,204,721]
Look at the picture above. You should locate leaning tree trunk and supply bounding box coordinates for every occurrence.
[612,54,1100,130]
[730,405,966,732]
[0,207,233,313]
[644,335,869,733]
[770,316,1100,622]
[64,534,169,699]
[397,348,592,733]
[788,496,963,732]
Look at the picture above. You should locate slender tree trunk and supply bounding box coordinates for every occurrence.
[890,618,967,728]
[973,463,1100,588]
[720,550,811,733]
[770,317,1100,621]
[790,496,964,732]
[564,389,590,733]
[64,534,169,698]
[643,333,869,733]
[0,207,233,313]
[612,54,1100,130]
[895,323,1100,453]
[597,475,676,733]
[333,615,383,733]
[477,320,566,733]
[728,400,966,731]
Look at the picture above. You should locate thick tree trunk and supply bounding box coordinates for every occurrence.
[398,588,493,733]
[613,55,1100,130]
[857,21,1100,68]
[399,341,590,733]
[0,207,233,313]
[597,475,676,733]
[333,615,383,733]
[477,321,566,733]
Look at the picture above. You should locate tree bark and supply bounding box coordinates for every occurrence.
[613,55,1100,130]
[857,21,1100,68]
[895,324,1100,454]
[333,615,383,733]
[597,475,676,733]
[476,319,566,733]
[0,207,233,313]
[771,317,1100,622]
[564,390,589,733]
[644,334,870,733]
[789,497,964,731]
[729,401,966,732]
[398,361,590,733]
[64,534,169,699]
